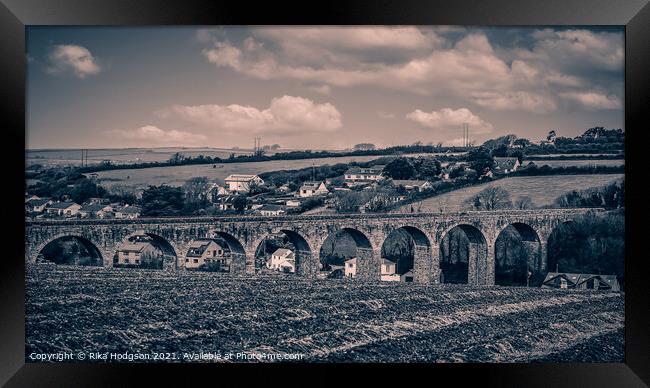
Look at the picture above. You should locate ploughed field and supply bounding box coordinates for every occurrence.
[26,265,624,363]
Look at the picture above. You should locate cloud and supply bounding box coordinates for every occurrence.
[46,44,101,78]
[559,91,622,110]
[157,95,342,135]
[105,125,207,146]
[200,27,623,113]
[309,84,331,95]
[406,107,494,134]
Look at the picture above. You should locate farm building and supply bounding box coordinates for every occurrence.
[542,272,620,292]
[298,181,329,197]
[267,248,295,273]
[114,205,141,219]
[224,174,264,193]
[345,258,357,278]
[116,242,157,266]
[493,157,521,174]
[46,201,81,217]
[185,239,228,270]
[380,258,400,281]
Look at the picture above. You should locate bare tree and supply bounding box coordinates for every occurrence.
[466,187,512,210]
[515,196,534,209]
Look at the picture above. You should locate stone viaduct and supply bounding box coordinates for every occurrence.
[25,208,600,285]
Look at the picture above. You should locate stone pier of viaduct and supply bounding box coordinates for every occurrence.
[25,208,600,285]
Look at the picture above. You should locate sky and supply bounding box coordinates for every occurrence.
[26,26,624,150]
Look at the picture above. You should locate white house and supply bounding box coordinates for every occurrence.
[79,203,113,218]
[298,181,329,197]
[184,239,228,269]
[493,157,521,174]
[380,258,400,281]
[258,204,286,216]
[116,241,157,266]
[266,248,295,273]
[391,180,433,192]
[114,205,141,219]
[344,258,357,278]
[344,166,385,183]
[224,174,264,193]
[46,201,81,217]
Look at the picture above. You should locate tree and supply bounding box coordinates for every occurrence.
[491,144,509,157]
[232,195,248,213]
[514,196,534,209]
[466,187,512,210]
[466,147,493,175]
[69,178,106,204]
[353,143,376,151]
[140,185,185,216]
[182,177,210,214]
[169,152,186,164]
[383,157,416,179]
[333,191,368,213]
[547,130,557,142]
[414,157,442,180]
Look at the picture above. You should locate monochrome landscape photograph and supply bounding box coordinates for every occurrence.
[25,26,624,363]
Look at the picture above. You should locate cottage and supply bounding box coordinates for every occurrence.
[224,174,264,193]
[79,203,113,218]
[542,272,620,292]
[344,166,385,183]
[391,180,433,192]
[344,258,357,278]
[380,259,400,281]
[26,198,53,213]
[116,242,157,266]
[184,239,228,270]
[266,248,295,273]
[298,181,329,197]
[258,204,286,216]
[493,157,521,174]
[46,201,81,217]
[114,205,141,219]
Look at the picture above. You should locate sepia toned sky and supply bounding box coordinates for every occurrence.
[27,26,624,150]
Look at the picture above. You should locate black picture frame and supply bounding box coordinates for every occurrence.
[2,0,648,386]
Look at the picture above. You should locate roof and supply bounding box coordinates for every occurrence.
[80,204,110,212]
[382,258,396,265]
[543,272,618,286]
[259,204,285,212]
[187,239,221,257]
[392,180,429,187]
[272,248,294,258]
[493,157,520,170]
[345,258,358,265]
[118,242,151,253]
[300,181,325,190]
[225,174,260,182]
[118,206,141,214]
[345,166,384,175]
[48,201,79,209]
[27,198,52,207]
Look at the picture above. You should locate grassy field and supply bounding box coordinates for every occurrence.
[396,174,624,213]
[91,154,400,191]
[523,159,624,168]
[26,265,624,363]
